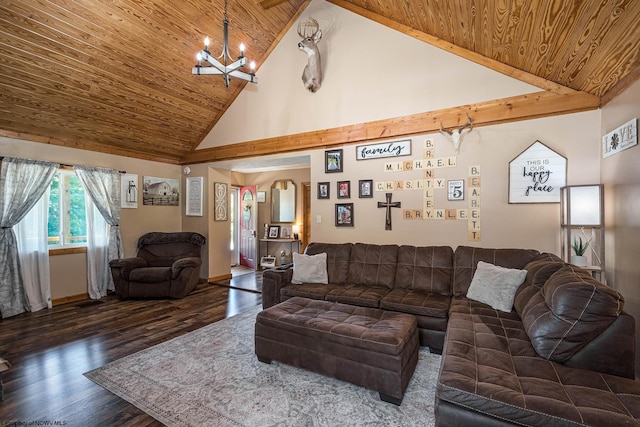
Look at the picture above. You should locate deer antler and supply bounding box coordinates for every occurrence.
[297,17,319,39]
[439,114,474,154]
[459,113,473,131]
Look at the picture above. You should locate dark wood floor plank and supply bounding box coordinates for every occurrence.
[0,276,262,426]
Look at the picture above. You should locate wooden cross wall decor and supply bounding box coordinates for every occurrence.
[378,193,401,230]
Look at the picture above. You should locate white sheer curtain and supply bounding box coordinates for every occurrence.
[74,166,123,299]
[85,198,111,299]
[15,189,52,312]
[0,157,58,318]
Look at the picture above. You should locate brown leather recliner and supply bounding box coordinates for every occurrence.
[109,232,206,299]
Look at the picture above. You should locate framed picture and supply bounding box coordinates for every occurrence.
[318,182,330,199]
[280,226,292,239]
[121,173,138,208]
[257,191,266,203]
[185,176,204,216]
[337,181,351,199]
[325,149,343,173]
[268,225,280,238]
[358,179,373,198]
[143,176,180,206]
[335,203,354,227]
[447,179,465,201]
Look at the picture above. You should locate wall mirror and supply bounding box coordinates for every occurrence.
[271,179,296,223]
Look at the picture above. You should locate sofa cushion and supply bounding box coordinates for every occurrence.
[380,289,450,319]
[438,296,640,427]
[514,253,565,317]
[129,266,171,283]
[395,245,454,295]
[325,285,390,308]
[466,261,527,312]
[305,243,351,285]
[521,265,624,364]
[291,252,328,284]
[452,246,539,296]
[280,283,337,301]
[347,244,398,288]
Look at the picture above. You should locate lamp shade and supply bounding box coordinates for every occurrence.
[561,184,603,226]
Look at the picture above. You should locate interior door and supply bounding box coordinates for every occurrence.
[239,186,257,269]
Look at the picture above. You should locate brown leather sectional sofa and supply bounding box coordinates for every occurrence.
[262,242,640,426]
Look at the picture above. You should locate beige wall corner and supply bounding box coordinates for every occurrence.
[600,78,640,376]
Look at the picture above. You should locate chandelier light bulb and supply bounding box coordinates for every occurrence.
[250,61,256,71]
[239,43,245,55]
[204,36,210,49]
[196,52,202,61]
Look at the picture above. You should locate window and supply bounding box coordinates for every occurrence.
[48,170,87,247]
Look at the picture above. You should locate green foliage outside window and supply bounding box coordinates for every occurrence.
[48,172,87,246]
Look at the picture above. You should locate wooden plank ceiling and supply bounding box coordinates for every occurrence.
[1,0,639,164]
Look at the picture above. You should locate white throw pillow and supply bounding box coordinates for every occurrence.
[466,261,527,312]
[291,252,328,284]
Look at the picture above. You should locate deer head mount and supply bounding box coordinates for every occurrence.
[439,114,474,154]
[297,17,322,93]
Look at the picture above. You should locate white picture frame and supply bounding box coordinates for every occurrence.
[447,179,465,201]
[121,173,138,208]
[185,176,203,216]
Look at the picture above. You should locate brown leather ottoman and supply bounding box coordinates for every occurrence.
[254,296,419,405]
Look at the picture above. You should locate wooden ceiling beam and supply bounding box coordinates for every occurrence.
[181,90,600,164]
[0,129,182,165]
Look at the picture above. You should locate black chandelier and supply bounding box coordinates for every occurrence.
[192,0,257,88]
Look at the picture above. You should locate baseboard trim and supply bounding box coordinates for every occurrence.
[52,293,90,306]
[209,273,232,282]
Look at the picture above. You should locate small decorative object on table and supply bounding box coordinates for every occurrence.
[571,236,590,266]
[268,225,280,239]
[280,250,291,266]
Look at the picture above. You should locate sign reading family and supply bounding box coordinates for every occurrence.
[356,140,411,160]
[508,140,566,204]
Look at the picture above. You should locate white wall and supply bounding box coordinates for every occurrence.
[198,0,538,148]
[600,79,640,375]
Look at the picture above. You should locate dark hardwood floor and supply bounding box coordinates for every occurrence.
[0,275,262,426]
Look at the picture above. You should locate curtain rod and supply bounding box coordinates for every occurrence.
[0,156,126,174]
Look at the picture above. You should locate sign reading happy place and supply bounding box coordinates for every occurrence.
[509,141,566,203]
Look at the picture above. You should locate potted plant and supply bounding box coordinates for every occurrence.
[571,236,591,266]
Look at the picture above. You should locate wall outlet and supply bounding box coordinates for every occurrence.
[316,215,322,223]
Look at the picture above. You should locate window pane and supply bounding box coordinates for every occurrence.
[48,174,60,245]
[67,175,87,244]
[47,171,88,247]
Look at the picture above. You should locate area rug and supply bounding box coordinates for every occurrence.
[85,306,441,426]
